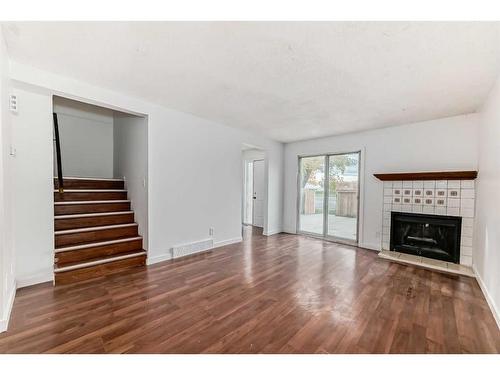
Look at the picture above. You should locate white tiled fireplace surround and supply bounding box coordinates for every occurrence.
[381,179,475,266]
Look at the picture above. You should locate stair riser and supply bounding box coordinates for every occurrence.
[55,213,135,231]
[54,202,131,215]
[55,226,139,247]
[55,179,124,190]
[54,255,146,285]
[55,192,128,201]
[55,239,143,265]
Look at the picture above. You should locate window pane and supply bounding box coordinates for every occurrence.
[298,156,325,234]
[327,153,359,241]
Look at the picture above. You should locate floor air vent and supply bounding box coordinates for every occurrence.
[172,238,214,259]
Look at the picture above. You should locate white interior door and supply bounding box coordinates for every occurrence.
[252,159,265,228]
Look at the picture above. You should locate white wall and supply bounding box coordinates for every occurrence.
[0,28,16,332]
[11,84,54,286]
[53,97,114,178]
[113,113,148,249]
[475,74,500,328]
[283,114,479,250]
[6,61,284,280]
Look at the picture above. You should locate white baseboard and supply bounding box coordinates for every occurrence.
[16,272,53,289]
[263,229,282,236]
[213,237,242,248]
[473,265,500,330]
[0,282,16,333]
[359,242,381,251]
[146,252,172,265]
[147,237,242,266]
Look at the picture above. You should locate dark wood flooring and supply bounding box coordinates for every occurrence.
[0,226,499,353]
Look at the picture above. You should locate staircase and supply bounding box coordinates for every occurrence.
[53,177,146,285]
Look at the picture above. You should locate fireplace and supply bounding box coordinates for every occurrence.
[390,212,462,264]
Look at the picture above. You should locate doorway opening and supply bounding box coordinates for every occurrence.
[297,151,360,245]
[242,147,266,229]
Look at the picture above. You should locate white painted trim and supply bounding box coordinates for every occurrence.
[54,200,130,205]
[16,272,54,289]
[262,229,282,236]
[58,176,124,181]
[359,242,381,251]
[0,282,16,333]
[473,265,500,330]
[213,237,243,248]
[146,252,173,265]
[54,189,126,192]
[55,236,142,253]
[55,251,146,272]
[55,223,137,235]
[55,211,133,219]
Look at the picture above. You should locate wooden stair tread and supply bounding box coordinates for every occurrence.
[55,236,143,253]
[54,200,130,205]
[55,250,146,271]
[55,211,134,219]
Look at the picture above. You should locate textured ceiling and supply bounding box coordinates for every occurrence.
[3,22,500,142]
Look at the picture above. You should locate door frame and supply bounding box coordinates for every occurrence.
[296,150,361,246]
[252,158,265,227]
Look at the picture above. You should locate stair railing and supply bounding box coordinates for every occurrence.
[53,112,64,193]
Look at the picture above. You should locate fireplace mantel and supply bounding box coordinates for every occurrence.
[374,171,477,181]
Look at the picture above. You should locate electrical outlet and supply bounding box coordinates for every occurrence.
[9,144,16,157]
[209,228,214,236]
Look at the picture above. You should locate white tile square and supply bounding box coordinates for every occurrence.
[383,203,392,212]
[447,189,460,198]
[423,206,435,214]
[460,255,472,266]
[382,227,390,235]
[424,189,435,198]
[384,188,393,196]
[412,189,423,197]
[435,207,447,215]
[403,188,412,196]
[424,181,436,189]
[461,208,475,218]
[460,246,473,256]
[412,205,423,213]
[384,181,393,188]
[436,189,447,198]
[384,196,393,204]
[435,197,447,206]
[413,197,423,205]
[461,226,473,237]
[402,204,412,212]
[447,207,460,216]
[460,189,475,199]
[393,196,402,204]
[436,180,448,189]
[447,180,461,189]
[402,197,412,205]
[383,212,391,220]
[392,204,402,212]
[460,180,474,189]
[448,198,460,208]
[393,181,402,188]
[423,198,434,206]
[461,236,473,247]
[462,218,474,227]
[393,188,402,196]
[412,181,424,188]
[403,181,413,188]
[460,198,474,209]
[383,218,390,227]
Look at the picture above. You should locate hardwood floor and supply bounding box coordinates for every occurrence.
[1,226,499,353]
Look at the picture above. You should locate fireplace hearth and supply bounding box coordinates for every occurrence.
[390,212,461,264]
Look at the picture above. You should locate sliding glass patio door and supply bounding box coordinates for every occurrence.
[298,151,360,244]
